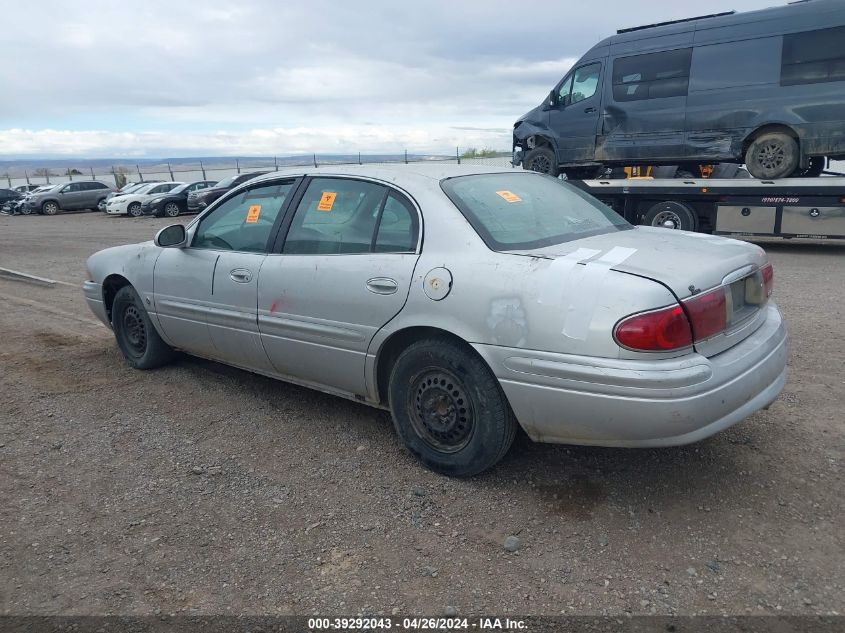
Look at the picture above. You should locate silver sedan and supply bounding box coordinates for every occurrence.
[83,165,787,476]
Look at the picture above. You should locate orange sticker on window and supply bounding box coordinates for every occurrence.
[246,205,262,223]
[496,190,522,203]
[317,192,337,211]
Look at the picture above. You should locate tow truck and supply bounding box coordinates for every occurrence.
[566,176,845,239]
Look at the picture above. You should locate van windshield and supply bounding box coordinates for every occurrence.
[441,172,631,251]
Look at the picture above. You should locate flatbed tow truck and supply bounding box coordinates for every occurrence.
[566,177,845,240]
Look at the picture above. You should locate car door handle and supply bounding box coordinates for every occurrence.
[584,107,596,113]
[229,268,253,283]
[366,277,398,295]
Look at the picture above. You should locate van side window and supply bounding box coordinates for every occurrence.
[781,26,845,86]
[558,63,601,106]
[612,48,692,102]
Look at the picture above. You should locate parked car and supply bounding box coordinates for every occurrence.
[187,172,268,213]
[83,165,787,476]
[513,0,845,179]
[13,184,42,194]
[105,182,184,217]
[0,188,23,213]
[23,181,114,215]
[4,185,54,215]
[99,181,164,211]
[141,181,217,217]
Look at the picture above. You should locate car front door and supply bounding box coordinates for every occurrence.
[58,182,85,209]
[153,178,298,370]
[257,177,421,397]
[547,62,603,163]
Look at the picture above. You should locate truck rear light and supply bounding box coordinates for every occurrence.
[614,305,693,352]
[682,287,727,341]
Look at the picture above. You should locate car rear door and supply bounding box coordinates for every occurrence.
[257,176,421,397]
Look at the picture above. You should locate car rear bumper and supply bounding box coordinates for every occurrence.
[473,303,787,447]
[82,281,111,328]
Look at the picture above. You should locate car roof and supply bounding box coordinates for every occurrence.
[244,163,518,190]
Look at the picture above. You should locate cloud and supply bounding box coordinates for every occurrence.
[0,0,778,157]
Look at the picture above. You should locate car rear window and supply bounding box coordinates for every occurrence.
[440,172,630,251]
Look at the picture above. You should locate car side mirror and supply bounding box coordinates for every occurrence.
[155,224,187,248]
[542,90,557,111]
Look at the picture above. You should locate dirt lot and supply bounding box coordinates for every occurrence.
[0,211,842,618]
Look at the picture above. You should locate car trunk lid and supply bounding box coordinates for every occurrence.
[508,226,770,357]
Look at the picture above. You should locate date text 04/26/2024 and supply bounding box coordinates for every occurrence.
[307,617,527,630]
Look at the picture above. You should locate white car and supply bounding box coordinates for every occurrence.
[106,182,184,217]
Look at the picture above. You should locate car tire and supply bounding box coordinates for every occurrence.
[388,337,517,477]
[745,132,799,179]
[42,201,59,215]
[128,202,143,217]
[111,285,175,370]
[522,147,560,177]
[642,200,698,231]
[163,202,181,218]
[94,198,106,211]
[20,205,32,215]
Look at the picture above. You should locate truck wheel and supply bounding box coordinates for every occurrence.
[42,201,59,215]
[642,201,698,232]
[745,132,799,179]
[522,147,560,176]
[388,338,517,477]
[793,157,825,178]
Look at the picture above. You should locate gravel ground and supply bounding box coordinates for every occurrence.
[0,212,842,618]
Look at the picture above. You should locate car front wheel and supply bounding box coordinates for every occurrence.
[112,285,175,369]
[127,202,143,217]
[388,338,517,477]
[42,201,59,215]
[163,202,181,217]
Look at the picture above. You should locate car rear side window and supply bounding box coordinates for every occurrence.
[374,193,418,253]
[192,181,295,253]
[441,172,630,251]
[781,26,845,86]
[612,48,691,101]
[283,178,398,255]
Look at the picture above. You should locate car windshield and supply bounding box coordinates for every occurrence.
[440,172,631,250]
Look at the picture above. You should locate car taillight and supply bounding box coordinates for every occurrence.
[760,262,774,298]
[614,305,693,351]
[682,287,727,342]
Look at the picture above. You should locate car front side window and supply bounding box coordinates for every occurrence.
[192,181,295,253]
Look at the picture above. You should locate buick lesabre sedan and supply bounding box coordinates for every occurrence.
[83,166,787,476]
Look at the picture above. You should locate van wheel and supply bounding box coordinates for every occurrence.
[642,201,697,231]
[522,147,560,177]
[745,132,799,179]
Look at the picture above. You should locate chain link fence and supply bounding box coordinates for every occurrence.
[1,150,514,190]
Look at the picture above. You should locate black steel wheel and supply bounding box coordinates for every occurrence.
[745,132,799,179]
[388,337,517,476]
[522,146,560,177]
[112,285,175,369]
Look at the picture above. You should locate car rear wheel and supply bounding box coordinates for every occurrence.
[388,338,517,477]
[128,202,143,217]
[522,147,560,177]
[163,202,181,217]
[112,285,175,369]
[642,200,698,231]
[745,132,799,179]
[42,201,59,215]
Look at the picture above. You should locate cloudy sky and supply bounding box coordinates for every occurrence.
[0,0,776,158]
